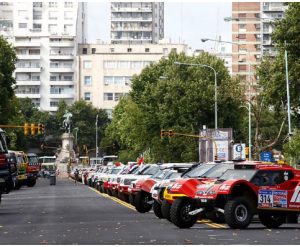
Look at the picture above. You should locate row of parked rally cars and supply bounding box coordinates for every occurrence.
[0,129,41,205]
[75,160,300,229]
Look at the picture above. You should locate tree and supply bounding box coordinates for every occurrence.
[253,3,300,160]
[0,36,17,124]
[105,51,245,163]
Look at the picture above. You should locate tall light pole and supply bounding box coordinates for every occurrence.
[284,40,292,139]
[174,61,218,129]
[201,37,252,160]
[95,114,99,159]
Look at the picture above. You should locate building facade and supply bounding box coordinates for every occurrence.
[231,2,287,87]
[77,42,187,118]
[0,2,86,112]
[110,2,164,44]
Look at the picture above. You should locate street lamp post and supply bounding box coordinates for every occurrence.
[174,61,218,129]
[284,40,292,139]
[201,37,252,160]
[95,114,99,159]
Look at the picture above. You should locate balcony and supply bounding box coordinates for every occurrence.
[111,26,152,32]
[111,6,152,12]
[15,93,41,99]
[14,41,40,47]
[49,80,74,86]
[49,53,74,60]
[17,54,40,60]
[263,39,272,45]
[49,93,74,99]
[49,67,73,73]
[15,67,41,73]
[111,17,152,22]
[49,40,74,47]
[263,6,285,12]
[16,80,41,86]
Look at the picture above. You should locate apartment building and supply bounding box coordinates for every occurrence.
[77,42,187,118]
[0,2,86,112]
[110,2,164,44]
[231,2,287,86]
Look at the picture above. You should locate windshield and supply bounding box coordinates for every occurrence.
[42,158,56,163]
[111,168,122,174]
[201,164,234,178]
[183,164,215,178]
[143,165,159,175]
[219,169,257,181]
[151,169,169,179]
[0,131,7,153]
[28,155,39,165]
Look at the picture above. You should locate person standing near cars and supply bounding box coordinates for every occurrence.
[74,168,79,185]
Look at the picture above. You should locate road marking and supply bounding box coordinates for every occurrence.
[205,222,226,228]
[89,187,136,211]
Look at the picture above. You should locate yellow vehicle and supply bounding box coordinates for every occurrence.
[10,151,28,189]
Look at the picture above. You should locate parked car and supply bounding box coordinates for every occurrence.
[169,161,297,229]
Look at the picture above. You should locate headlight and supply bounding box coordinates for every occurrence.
[197,190,204,195]
[207,190,216,195]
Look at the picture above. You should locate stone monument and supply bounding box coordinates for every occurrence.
[56,110,76,178]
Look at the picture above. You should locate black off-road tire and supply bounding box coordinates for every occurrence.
[153,200,164,219]
[118,191,129,202]
[14,181,22,190]
[259,211,286,228]
[224,197,254,229]
[129,194,135,206]
[134,191,152,213]
[99,184,104,193]
[161,199,172,222]
[27,179,36,187]
[170,197,197,228]
[107,188,112,196]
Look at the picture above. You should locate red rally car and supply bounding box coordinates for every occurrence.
[170,161,300,229]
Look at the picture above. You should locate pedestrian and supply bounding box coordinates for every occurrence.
[74,168,79,185]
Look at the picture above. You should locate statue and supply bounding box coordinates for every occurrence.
[63,110,72,133]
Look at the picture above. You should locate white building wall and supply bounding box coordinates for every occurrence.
[0,2,86,112]
[78,43,187,118]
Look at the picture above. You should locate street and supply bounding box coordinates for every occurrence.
[0,178,300,245]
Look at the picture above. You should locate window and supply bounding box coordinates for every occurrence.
[145,48,150,52]
[33,23,42,31]
[92,48,96,54]
[64,2,73,8]
[104,93,113,101]
[114,77,123,85]
[239,24,246,31]
[238,34,246,39]
[131,61,142,69]
[49,2,57,8]
[127,48,132,52]
[82,48,87,54]
[84,76,92,86]
[50,101,59,107]
[110,48,115,53]
[64,24,72,34]
[48,24,57,33]
[119,61,130,69]
[104,61,116,69]
[163,48,168,56]
[114,93,123,101]
[49,11,58,20]
[33,2,43,7]
[33,11,42,20]
[105,109,113,119]
[83,61,92,69]
[84,92,91,101]
[64,11,73,20]
[238,65,247,71]
[238,13,246,18]
[18,23,27,28]
[104,76,114,85]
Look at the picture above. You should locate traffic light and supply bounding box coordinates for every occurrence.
[160,129,167,139]
[38,123,42,135]
[24,123,30,136]
[31,123,36,136]
[168,130,174,137]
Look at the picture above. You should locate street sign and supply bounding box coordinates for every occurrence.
[261,151,273,162]
[233,143,246,160]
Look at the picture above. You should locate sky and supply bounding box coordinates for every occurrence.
[86,2,232,52]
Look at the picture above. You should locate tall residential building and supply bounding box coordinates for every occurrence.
[77,42,187,118]
[231,2,287,87]
[110,2,164,44]
[0,2,86,112]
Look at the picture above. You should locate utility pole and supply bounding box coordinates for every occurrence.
[95,114,98,159]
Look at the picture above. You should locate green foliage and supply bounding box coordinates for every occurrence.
[0,36,17,124]
[283,131,300,165]
[104,51,245,162]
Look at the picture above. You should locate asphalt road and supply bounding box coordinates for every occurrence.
[0,178,300,245]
